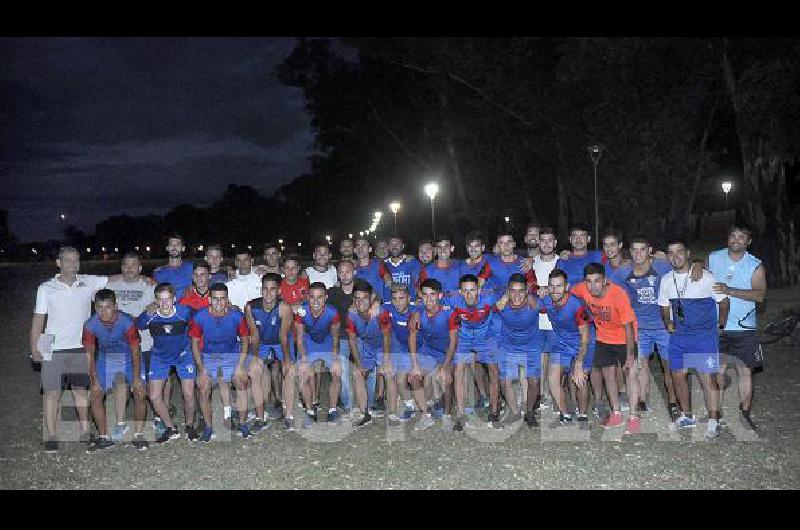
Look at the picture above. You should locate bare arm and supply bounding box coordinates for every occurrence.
[408,312,420,370]
[443,328,459,366]
[714,265,766,303]
[191,337,204,374]
[718,297,730,329]
[244,304,260,347]
[278,303,294,365]
[660,305,675,333]
[348,330,363,371]
[30,314,46,362]
[294,321,308,362]
[331,321,340,355]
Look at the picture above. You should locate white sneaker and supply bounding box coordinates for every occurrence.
[440,414,453,431]
[414,413,435,431]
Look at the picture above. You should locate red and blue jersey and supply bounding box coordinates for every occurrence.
[354,259,388,300]
[481,255,537,296]
[419,260,463,297]
[416,306,460,361]
[178,286,210,313]
[459,254,492,280]
[540,293,594,356]
[249,298,283,346]
[496,302,544,352]
[346,310,383,357]
[295,302,340,350]
[189,307,249,355]
[382,258,421,301]
[153,261,194,295]
[137,304,192,360]
[447,291,498,346]
[380,303,421,353]
[559,250,606,286]
[83,312,140,363]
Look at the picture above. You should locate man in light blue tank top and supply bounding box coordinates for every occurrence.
[707,225,766,431]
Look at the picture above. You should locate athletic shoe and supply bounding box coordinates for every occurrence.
[355,413,372,428]
[453,416,465,432]
[501,411,522,426]
[576,414,590,430]
[44,438,59,453]
[199,426,215,443]
[387,414,401,426]
[524,411,538,428]
[475,396,488,410]
[250,420,267,434]
[284,418,296,432]
[86,437,115,453]
[674,414,697,430]
[186,424,200,442]
[487,412,502,430]
[111,422,129,442]
[239,424,254,439]
[592,406,602,419]
[302,413,315,429]
[153,416,167,438]
[625,415,641,434]
[414,413,435,431]
[432,401,444,419]
[156,426,181,444]
[740,410,758,431]
[668,403,680,422]
[131,433,148,451]
[705,419,721,439]
[400,407,415,422]
[440,414,453,431]
[246,409,257,422]
[327,410,340,424]
[373,397,386,418]
[538,395,552,411]
[600,411,624,429]
[636,401,648,413]
[549,413,574,429]
[231,409,240,422]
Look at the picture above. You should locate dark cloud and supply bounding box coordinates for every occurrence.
[0,37,312,241]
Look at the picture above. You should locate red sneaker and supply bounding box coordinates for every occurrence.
[600,411,624,429]
[625,415,641,434]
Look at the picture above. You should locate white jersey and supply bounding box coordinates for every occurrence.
[533,255,559,330]
[305,265,338,289]
[226,271,263,310]
[106,278,155,351]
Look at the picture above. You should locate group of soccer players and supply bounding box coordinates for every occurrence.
[32,221,766,452]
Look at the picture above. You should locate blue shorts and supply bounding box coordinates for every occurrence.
[498,347,541,380]
[638,328,670,358]
[390,350,412,372]
[541,330,557,353]
[149,351,196,381]
[668,333,720,373]
[97,359,142,392]
[414,351,440,373]
[201,352,240,383]
[549,349,579,374]
[457,339,498,365]
[258,343,295,363]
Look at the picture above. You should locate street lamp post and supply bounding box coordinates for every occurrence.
[588,145,603,249]
[721,180,732,210]
[389,202,401,233]
[424,183,439,241]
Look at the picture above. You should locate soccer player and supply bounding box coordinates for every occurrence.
[374,238,390,260]
[480,231,538,298]
[353,236,390,299]
[601,230,632,285]
[226,250,262,310]
[83,289,147,452]
[494,273,545,428]
[137,283,199,443]
[305,243,338,289]
[659,239,729,438]
[327,259,359,417]
[558,224,605,286]
[380,283,421,422]
[530,227,560,413]
[190,283,252,442]
[279,254,310,307]
[205,244,230,284]
[572,263,640,433]
[515,221,541,259]
[259,242,283,276]
[339,238,355,262]
[540,270,595,427]
[153,234,194,295]
[244,273,293,432]
[616,237,679,418]
[418,235,462,297]
[106,252,155,441]
[707,225,766,431]
[449,274,501,431]
[178,262,212,311]
[407,278,459,431]
[382,235,421,302]
[294,282,343,425]
[417,239,435,267]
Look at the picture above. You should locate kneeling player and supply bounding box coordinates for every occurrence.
[138,283,199,443]
[190,283,252,442]
[84,289,147,451]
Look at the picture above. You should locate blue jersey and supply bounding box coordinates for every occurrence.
[382,258,421,301]
[416,306,460,361]
[248,298,282,346]
[137,304,193,360]
[379,302,421,353]
[153,261,194,295]
[346,310,383,357]
[496,302,544,352]
[421,260,463,296]
[459,255,492,278]
[447,291,498,345]
[658,271,724,336]
[354,259,387,300]
[83,312,139,363]
[605,261,631,287]
[559,250,605,286]
[482,255,536,296]
[189,307,248,356]
[708,249,761,331]
[540,294,594,356]
[617,260,672,330]
[296,302,340,351]
[209,270,229,285]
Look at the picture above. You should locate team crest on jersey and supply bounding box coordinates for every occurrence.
[647,276,655,286]
[271,317,277,325]
[255,320,261,326]
[163,325,172,334]
[296,307,307,317]
[186,365,194,373]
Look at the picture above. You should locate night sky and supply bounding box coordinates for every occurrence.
[1,37,312,242]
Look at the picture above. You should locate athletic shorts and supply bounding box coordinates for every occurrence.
[413,351,440,374]
[42,348,89,392]
[668,333,720,373]
[593,341,637,368]
[97,357,143,392]
[541,330,556,353]
[149,351,196,381]
[638,329,670,358]
[201,352,240,383]
[457,339,498,365]
[498,347,541,380]
[719,331,763,370]
[390,350,412,372]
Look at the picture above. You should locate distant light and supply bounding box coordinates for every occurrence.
[504,216,510,223]
[101,247,106,252]
[424,182,439,200]
[114,247,119,253]
[390,202,401,214]
[359,231,364,236]
[278,239,284,244]
[280,246,285,251]
[231,244,236,249]
[32,248,38,254]
[325,235,331,243]
[59,213,66,221]
[145,246,151,252]
[247,245,252,250]
[135,246,139,251]
[722,181,733,194]
[348,233,353,239]
[198,245,204,251]
[86,247,91,253]
[374,211,382,220]
[365,229,370,235]
[297,242,302,247]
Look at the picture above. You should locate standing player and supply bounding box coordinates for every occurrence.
[659,239,729,438]
[708,225,766,431]
[205,244,230,284]
[530,227,560,414]
[353,236,390,299]
[305,243,338,289]
[572,263,640,433]
[407,279,459,431]
[380,283,420,422]
[226,250,262,310]
[382,235,421,302]
[339,238,355,262]
[601,230,632,285]
[418,235,462,297]
[137,283,199,443]
[279,254,310,307]
[258,242,283,276]
[515,221,541,259]
[178,262,212,311]
[494,273,545,427]
[558,224,606,286]
[294,283,343,425]
[616,237,679,418]
[417,239,435,267]
[374,239,390,260]
[190,283,252,442]
[480,231,538,297]
[153,235,194,295]
[540,270,595,427]
[327,260,358,416]
[83,289,147,452]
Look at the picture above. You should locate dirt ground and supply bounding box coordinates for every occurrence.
[1,261,799,489]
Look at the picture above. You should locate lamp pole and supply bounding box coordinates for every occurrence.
[390,202,401,233]
[722,181,732,210]
[588,145,603,249]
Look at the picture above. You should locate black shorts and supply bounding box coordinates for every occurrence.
[42,348,90,392]
[719,331,763,370]
[593,342,637,368]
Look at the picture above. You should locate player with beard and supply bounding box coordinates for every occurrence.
[339,238,355,262]
[417,239,435,267]
[481,231,538,298]
[305,243,338,289]
[153,235,194,295]
[382,235,421,302]
[418,235,462,298]
[529,227,560,414]
[374,239,390,260]
[353,236,390,300]
[255,242,283,276]
[515,221,541,259]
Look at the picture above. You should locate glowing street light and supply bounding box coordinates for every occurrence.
[278,239,284,245]
[359,231,364,237]
[86,247,91,253]
[722,180,733,210]
[504,216,510,224]
[297,242,302,247]
[59,213,66,221]
[325,235,332,244]
[424,182,439,240]
[348,233,353,239]
[145,246,151,252]
[374,211,382,220]
[389,202,401,232]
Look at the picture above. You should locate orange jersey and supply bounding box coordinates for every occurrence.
[571,282,637,345]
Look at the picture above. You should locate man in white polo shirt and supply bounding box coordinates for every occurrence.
[531,227,559,412]
[227,250,263,309]
[305,242,338,289]
[30,247,107,452]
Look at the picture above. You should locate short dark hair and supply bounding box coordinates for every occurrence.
[666,238,689,250]
[121,252,141,262]
[495,230,514,241]
[549,268,568,282]
[435,234,453,245]
[283,254,301,266]
[417,239,433,248]
[526,220,541,231]
[337,259,354,270]
[167,234,184,245]
[583,262,606,278]
[728,224,753,238]
[205,244,223,254]
[313,241,330,252]
[539,227,557,238]
[390,282,409,293]
[508,272,527,285]
[193,261,211,272]
[263,242,280,252]
[235,249,252,258]
[262,273,282,285]
[57,246,80,260]
[629,235,650,247]
[420,278,443,293]
[459,274,480,287]
[387,234,404,243]
[601,229,623,244]
[308,281,327,293]
[464,231,484,245]
[210,282,228,294]
[154,283,176,297]
[569,223,590,235]
[95,288,116,303]
[353,279,373,295]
